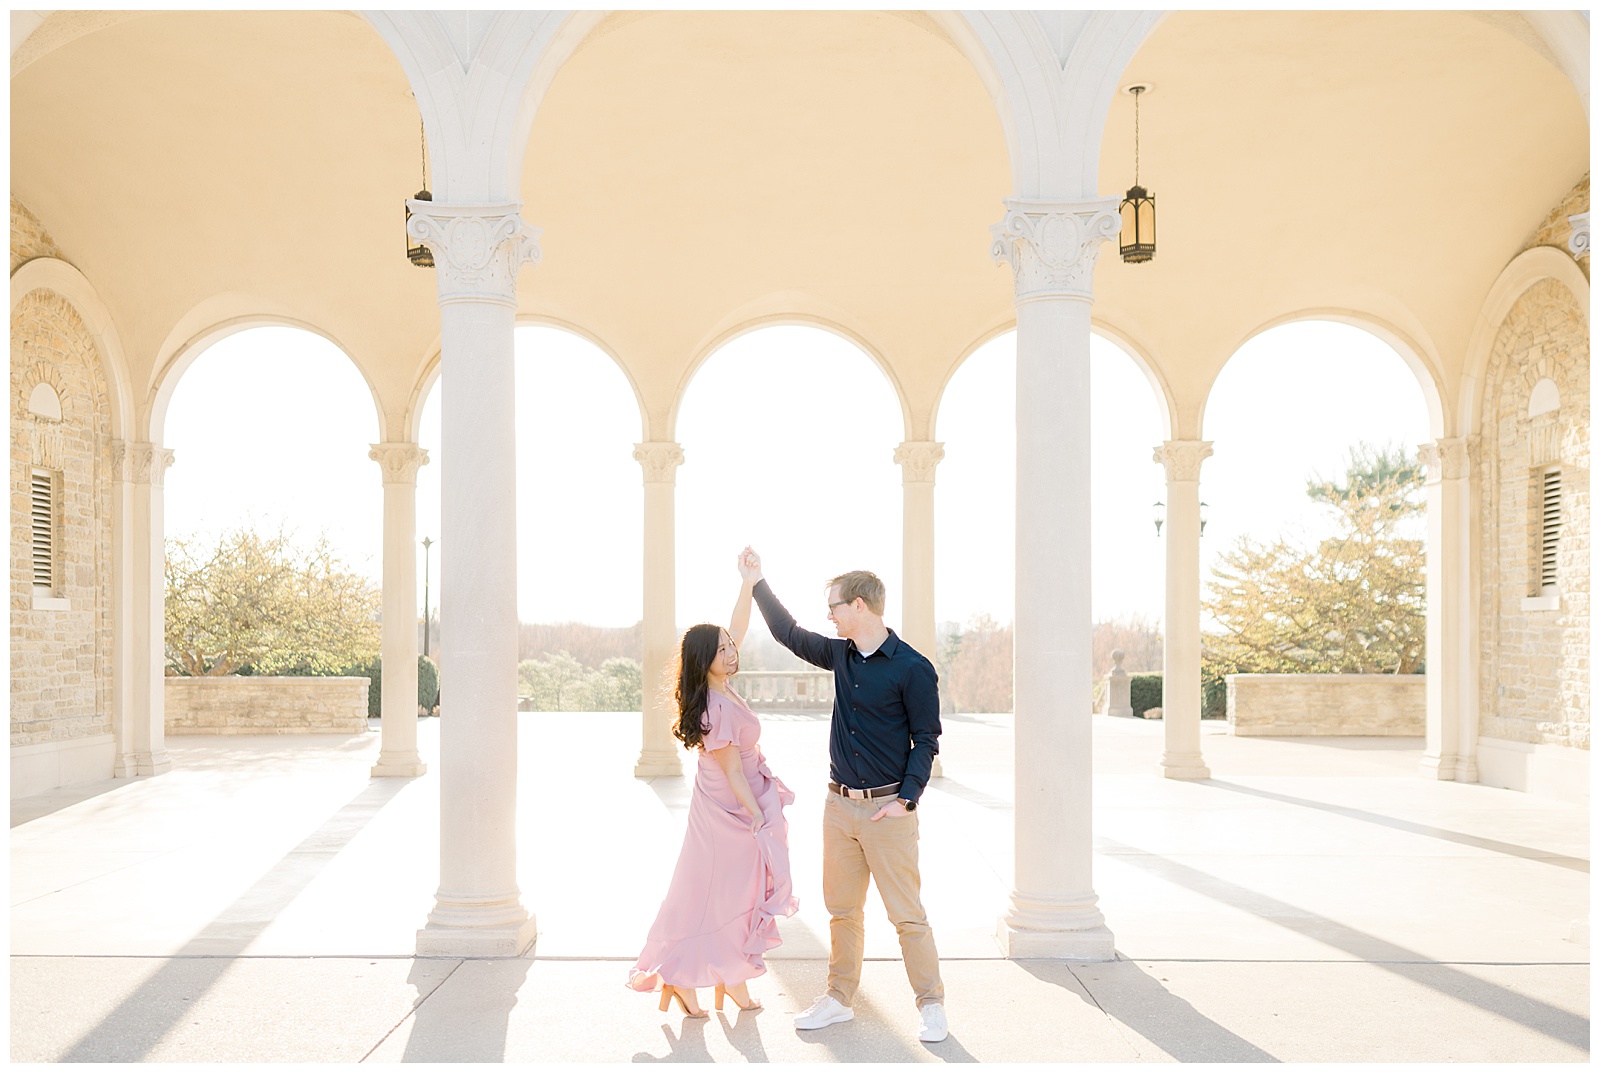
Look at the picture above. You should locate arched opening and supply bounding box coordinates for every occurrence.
[932,329,1169,713]
[674,324,903,635]
[1199,319,1433,736]
[414,325,646,678]
[1202,321,1432,588]
[164,326,384,580]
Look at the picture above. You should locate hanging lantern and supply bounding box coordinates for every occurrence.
[405,119,434,268]
[1152,500,1166,537]
[1119,84,1156,264]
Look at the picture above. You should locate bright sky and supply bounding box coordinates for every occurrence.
[163,321,1433,636]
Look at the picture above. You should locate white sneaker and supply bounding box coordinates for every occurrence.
[917,1002,948,1043]
[793,994,854,1030]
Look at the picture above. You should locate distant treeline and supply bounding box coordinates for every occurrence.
[518,621,643,666]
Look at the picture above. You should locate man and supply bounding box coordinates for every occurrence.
[741,548,947,1044]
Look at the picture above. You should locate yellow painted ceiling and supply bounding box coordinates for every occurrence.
[10,10,1587,440]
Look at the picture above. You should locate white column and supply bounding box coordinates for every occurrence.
[406,201,541,956]
[1154,440,1212,780]
[369,442,430,778]
[895,440,944,778]
[1418,437,1476,782]
[991,197,1119,959]
[634,441,685,778]
[111,442,174,778]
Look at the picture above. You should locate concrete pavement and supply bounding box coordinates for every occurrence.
[10,711,1590,1062]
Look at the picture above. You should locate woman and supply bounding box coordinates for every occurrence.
[626,554,797,1017]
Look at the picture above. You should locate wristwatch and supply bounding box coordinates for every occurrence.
[898,797,917,812]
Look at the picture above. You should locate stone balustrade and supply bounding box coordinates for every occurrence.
[165,676,370,735]
[732,670,834,711]
[1226,673,1425,736]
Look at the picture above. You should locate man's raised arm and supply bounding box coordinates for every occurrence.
[743,548,834,670]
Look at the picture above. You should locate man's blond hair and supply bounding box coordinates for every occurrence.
[827,570,886,616]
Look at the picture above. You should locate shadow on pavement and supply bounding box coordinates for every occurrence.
[11,776,150,827]
[401,958,531,1062]
[1204,779,1590,873]
[1101,836,1591,1049]
[1043,960,1280,1062]
[930,777,1013,812]
[58,777,411,1061]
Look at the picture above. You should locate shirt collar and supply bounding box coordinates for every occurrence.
[850,629,901,659]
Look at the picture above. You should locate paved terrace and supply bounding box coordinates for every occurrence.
[10,712,1590,1063]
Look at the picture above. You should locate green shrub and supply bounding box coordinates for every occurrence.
[1129,673,1163,717]
[418,655,439,711]
[1202,676,1229,720]
[339,657,382,717]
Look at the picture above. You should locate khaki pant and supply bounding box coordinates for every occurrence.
[822,791,944,1008]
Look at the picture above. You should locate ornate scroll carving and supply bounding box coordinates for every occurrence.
[405,202,543,305]
[893,441,945,484]
[1153,440,1213,483]
[633,441,685,484]
[111,440,175,486]
[990,197,1121,301]
[1568,211,1590,260]
[1417,437,1469,482]
[368,442,430,484]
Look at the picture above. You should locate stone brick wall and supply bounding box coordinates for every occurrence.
[10,289,113,748]
[1521,173,1590,282]
[1478,278,1590,750]
[10,196,64,274]
[1226,674,1425,736]
[166,676,370,735]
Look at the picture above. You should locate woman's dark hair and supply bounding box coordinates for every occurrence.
[671,623,723,751]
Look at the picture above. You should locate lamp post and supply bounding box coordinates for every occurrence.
[421,535,434,659]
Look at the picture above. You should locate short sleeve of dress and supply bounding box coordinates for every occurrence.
[700,693,736,753]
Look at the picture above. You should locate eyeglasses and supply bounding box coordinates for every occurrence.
[827,600,853,612]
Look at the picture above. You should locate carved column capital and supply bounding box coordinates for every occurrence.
[1418,437,1470,482]
[369,442,430,485]
[894,441,945,484]
[1568,211,1590,260]
[405,201,542,307]
[112,440,175,486]
[990,197,1121,302]
[633,441,685,484]
[1153,440,1213,483]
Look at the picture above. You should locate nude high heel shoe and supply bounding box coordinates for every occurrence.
[659,985,708,1018]
[714,983,763,1011]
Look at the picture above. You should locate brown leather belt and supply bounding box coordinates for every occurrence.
[828,781,900,800]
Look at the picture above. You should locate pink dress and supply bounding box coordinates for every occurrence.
[627,687,798,991]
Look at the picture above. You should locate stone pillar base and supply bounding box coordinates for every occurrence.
[1454,757,1479,783]
[1160,753,1211,780]
[634,750,683,778]
[1419,755,1457,780]
[371,756,427,778]
[997,917,1116,960]
[416,916,537,958]
[124,751,170,777]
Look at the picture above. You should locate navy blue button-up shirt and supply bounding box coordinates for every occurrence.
[752,580,942,803]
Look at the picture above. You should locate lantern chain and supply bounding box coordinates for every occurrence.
[420,118,429,193]
[1133,86,1141,187]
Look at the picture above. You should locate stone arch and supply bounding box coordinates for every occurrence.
[402,315,648,445]
[10,258,133,441]
[146,308,387,445]
[1460,246,1590,439]
[666,315,912,445]
[927,317,1177,442]
[1199,309,1448,441]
